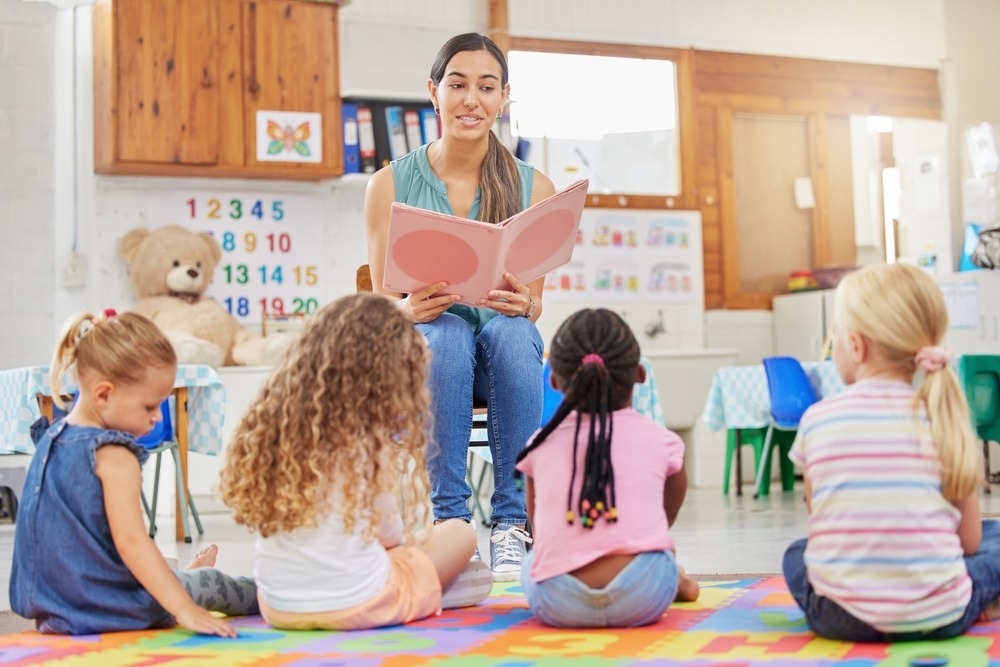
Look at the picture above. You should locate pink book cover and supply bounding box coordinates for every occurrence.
[383,179,589,306]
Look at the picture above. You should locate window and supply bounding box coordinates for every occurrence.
[507,49,684,199]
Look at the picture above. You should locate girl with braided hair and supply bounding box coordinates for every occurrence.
[515,308,699,628]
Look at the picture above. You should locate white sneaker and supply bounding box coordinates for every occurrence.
[489,524,532,582]
[441,559,492,608]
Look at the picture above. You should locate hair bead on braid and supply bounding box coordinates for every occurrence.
[516,309,640,529]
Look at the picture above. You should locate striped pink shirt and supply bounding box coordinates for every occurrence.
[789,378,971,633]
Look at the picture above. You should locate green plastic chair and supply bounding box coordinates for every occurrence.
[959,355,1000,493]
[723,427,796,496]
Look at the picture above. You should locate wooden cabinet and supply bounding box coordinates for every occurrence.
[93,0,342,180]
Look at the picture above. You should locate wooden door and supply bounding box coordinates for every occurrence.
[240,0,341,175]
[727,113,813,303]
[113,0,221,165]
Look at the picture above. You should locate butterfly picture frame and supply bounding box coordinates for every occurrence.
[255,110,323,163]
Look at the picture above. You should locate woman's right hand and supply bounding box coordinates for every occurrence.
[400,282,461,323]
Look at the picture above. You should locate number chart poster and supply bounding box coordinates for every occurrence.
[544,209,701,303]
[147,191,323,326]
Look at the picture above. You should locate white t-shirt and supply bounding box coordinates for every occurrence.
[255,489,405,613]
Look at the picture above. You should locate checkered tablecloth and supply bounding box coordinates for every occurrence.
[0,364,226,455]
[701,360,845,431]
[635,357,665,426]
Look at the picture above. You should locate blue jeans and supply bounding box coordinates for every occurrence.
[416,312,543,525]
[520,550,678,628]
[783,519,1000,641]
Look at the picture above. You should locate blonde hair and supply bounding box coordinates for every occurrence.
[51,311,177,408]
[219,293,432,541]
[834,263,979,501]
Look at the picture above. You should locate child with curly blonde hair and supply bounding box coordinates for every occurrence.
[220,293,491,630]
[11,310,257,636]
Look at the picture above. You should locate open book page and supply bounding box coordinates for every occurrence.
[383,179,589,306]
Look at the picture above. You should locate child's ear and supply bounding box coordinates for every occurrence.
[635,364,646,384]
[549,372,562,391]
[91,380,114,406]
[849,330,868,363]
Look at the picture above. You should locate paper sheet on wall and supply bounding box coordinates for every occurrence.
[940,282,979,329]
[543,210,700,303]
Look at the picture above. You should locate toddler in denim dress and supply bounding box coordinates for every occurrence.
[515,308,699,628]
[10,310,257,636]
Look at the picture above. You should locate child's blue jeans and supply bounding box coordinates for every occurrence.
[783,519,1000,641]
[520,550,678,627]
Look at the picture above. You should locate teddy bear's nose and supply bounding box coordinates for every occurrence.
[187,268,199,279]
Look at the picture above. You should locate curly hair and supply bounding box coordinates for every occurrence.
[219,293,432,541]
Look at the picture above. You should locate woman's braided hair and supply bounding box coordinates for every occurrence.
[516,308,640,527]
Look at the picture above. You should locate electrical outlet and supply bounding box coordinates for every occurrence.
[59,251,87,289]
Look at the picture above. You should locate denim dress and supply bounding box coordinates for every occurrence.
[9,419,173,634]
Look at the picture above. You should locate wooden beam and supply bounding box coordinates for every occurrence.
[488,0,509,55]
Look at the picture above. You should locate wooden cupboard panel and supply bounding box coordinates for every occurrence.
[114,0,220,165]
[731,114,813,296]
[93,0,342,180]
[823,115,857,267]
[241,0,341,174]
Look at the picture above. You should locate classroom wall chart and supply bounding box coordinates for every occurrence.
[544,209,700,302]
[147,191,323,326]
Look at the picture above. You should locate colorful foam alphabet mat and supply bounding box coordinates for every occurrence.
[2,576,1000,666]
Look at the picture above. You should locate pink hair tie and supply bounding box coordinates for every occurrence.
[102,308,117,318]
[581,353,605,367]
[915,345,951,373]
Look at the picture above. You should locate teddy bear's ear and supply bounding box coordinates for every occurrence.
[119,228,150,264]
[199,232,222,264]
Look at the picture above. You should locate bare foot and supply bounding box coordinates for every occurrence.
[185,544,219,570]
[675,564,700,602]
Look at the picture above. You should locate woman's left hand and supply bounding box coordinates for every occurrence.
[481,272,535,319]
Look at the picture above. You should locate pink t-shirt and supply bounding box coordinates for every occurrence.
[516,407,685,583]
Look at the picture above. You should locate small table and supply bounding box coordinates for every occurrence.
[0,364,226,540]
[701,360,846,495]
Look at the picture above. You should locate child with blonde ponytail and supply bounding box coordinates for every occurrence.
[11,310,257,635]
[783,262,1000,641]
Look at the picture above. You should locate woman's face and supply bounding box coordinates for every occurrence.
[430,49,508,141]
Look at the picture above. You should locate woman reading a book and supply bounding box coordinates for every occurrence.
[365,32,556,582]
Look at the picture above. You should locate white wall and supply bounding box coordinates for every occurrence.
[507,0,946,68]
[0,0,55,369]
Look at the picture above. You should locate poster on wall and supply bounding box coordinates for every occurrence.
[147,191,323,327]
[544,209,700,302]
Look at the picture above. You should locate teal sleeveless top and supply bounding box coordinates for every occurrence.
[391,143,535,333]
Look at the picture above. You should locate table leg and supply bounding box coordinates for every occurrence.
[735,429,743,497]
[174,387,190,542]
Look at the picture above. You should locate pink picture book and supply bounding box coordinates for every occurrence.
[383,179,589,306]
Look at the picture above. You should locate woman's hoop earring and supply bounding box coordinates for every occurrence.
[434,107,440,116]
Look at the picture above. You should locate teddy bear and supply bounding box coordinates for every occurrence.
[118,224,288,367]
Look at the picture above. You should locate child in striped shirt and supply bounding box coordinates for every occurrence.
[783,262,1000,642]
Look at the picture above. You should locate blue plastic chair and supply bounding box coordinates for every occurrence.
[139,399,203,542]
[541,358,563,427]
[754,356,819,499]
